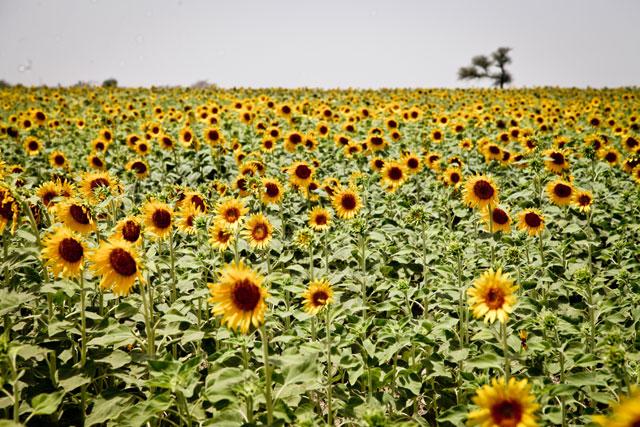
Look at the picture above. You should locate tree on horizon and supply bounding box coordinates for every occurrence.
[458,47,513,88]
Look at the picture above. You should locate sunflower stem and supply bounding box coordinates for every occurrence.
[23,200,40,246]
[169,231,177,304]
[488,204,495,268]
[80,272,87,368]
[501,321,510,381]
[259,323,273,425]
[3,231,10,288]
[325,306,333,426]
[241,339,253,423]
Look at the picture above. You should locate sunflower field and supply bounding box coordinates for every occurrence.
[0,86,639,427]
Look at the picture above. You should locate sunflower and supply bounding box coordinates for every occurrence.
[599,147,621,166]
[543,149,570,174]
[179,190,208,213]
[114,217,142,244]
[177,204,202,235]
[143,200,174,239]
[464,175,499,209]
[301,279,334,315]
[49,151,68,169]
[208,262,269,334]
[87,153,106,170]
[260,178,284,205]
[23,137,42,156]
[468,268,518,324]
[332,187,362,219]
[91,138,108,153]
[593,388,640,427]
[41,227,86,278]
[402,152,422,174]
[482,206,512,233]
[179,127,196,148]
[573,189,593,213]
[55,199,96,234]
[215,197,248,228]
[90,239,143,296]
[308,206,331,231]
[135,140,151,156]
[126,158,150,179]
[546,179,574,206]
[381,161,407,191]
[370,157,385,172]
[36,181,61,208]
[0,186,18,234]
[242,213,273,249]
[203,127,223,146]
[467,377,539,427]
[443,166,463,188]
[208,221,235,251]
[80,171,116,202]
[289,161,314,188]
[517,209,545,236]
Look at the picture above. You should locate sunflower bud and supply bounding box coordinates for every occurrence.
[574,267,591,288]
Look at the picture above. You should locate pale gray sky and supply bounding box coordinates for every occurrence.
[0,0,638,88]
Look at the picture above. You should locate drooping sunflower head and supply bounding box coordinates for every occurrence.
[467,268,518,324]
[142,200,174,239]
[114,217,142,244]
[242,213,273,250]
[467,377,539,427]
[215,197,248,228]
[89,239,143,296]
[308,206,331,231]
[36,181,61,208]
[179,190,208,213]
[301,279,334,315]
[546,179,574,206]
[517,209,545,236]
[482,206,512,233]
[464,175,499,209]
[332,187,362,219]
[55,199,96,234]
[41,227,86,278]
[208,262,269,334]
[261,178,284,205]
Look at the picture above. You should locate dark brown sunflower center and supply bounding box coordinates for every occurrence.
[374,159,384,168]
[524,212,541,228]
[183,132,192,142]
[208,130,219,140]
[265,183,280,198]
[54,155,65,165]
[407,158,419,168]
[605,152,617,162]
[341,194,357,210]
[190,195,205,211]
[489,145,501,154]
[295,164,312,179]
[314,214,327,225]
[69,205,90,225]
[450,172,461,183]
[28,141,39,150]
[433,131,442,139]
[232,279,261,312]
[109,248,137,276]
[289,133,302,144]
[121,220,141,242]
[371,137,383,146]
[473,180,495,200]
[312,290,329,307]
[217,230,231,243]
[490,399,523,426]
[58,238,83,263]
[92,157,104,167]
[42,191,58,206]
[152,209,172,229]
[578,195,591,206]
[252,224,268,240]
[550,152,564,165]
[90,178,110,190]
[485,287,506,310]
[224,207,240,222]
[388,167,403,181]
[95,142,105,150]
[553,183,572,198]
[492,209,509,225]
[131,161,147,174]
